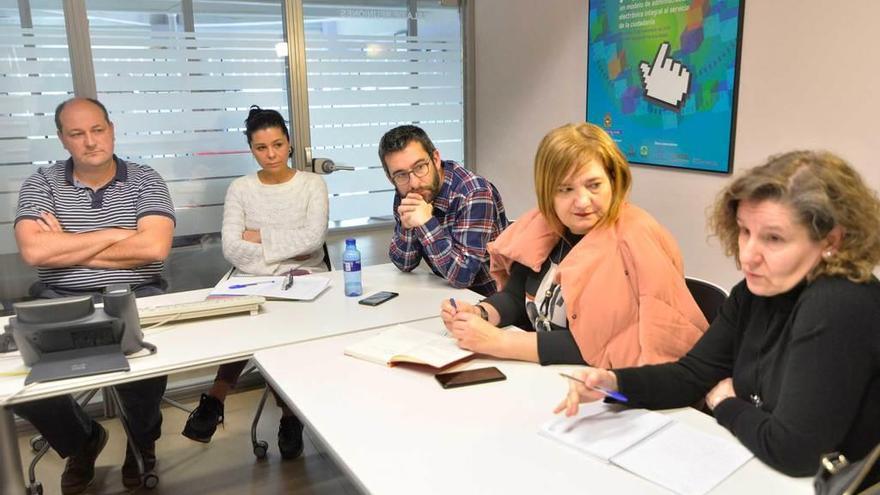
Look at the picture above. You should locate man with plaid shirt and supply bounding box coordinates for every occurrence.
[379,125,509,296]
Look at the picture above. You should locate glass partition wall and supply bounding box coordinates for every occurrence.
[0,0,465,309]
[301,0,464,226]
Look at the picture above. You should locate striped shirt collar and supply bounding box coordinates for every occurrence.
[64,155,128,188]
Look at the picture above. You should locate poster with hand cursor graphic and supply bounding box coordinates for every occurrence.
[586,0,743,173]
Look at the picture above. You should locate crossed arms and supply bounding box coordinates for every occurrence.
[15,211,174,269]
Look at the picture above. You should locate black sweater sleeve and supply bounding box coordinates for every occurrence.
[537,330,586,365]
[618,278,880,477]
[613,282,742,408]
[712,278,880,476]
[484,261,586,365]
[483,262,531,329]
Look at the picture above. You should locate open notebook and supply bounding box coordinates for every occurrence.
[210,275,330,301]
[540,403,753,495]
[344,324,473,368]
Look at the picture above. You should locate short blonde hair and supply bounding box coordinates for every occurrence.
[533,123,632,234]
[709,150,880,282]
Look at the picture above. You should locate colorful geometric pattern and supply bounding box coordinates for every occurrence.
[586,0,743,173]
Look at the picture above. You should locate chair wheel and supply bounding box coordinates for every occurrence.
[30,435,47,453]
[28,481,43,495]
[143,473,159,489]
[253,440,268,459]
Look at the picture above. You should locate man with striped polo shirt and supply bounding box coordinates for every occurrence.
[13,97,174,493]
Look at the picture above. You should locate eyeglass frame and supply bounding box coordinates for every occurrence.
[389,156,434,186]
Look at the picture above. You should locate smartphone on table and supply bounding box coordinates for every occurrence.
[358,291,399,306]
[435,367,507,389]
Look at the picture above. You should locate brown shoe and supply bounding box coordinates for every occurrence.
[61,422,108,495]
[121,443,156,488]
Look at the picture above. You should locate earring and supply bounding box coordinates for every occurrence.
[823,250,833,259]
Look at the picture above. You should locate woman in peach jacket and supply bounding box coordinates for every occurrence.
[441,123,707,367]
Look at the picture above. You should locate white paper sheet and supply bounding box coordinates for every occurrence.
[210,275,330,301]
[540,402,672,461]
[612,421,753,495]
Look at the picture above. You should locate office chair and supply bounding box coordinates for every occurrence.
[249,242,333,458]
[685,276,728,325]
[683,277,729,417]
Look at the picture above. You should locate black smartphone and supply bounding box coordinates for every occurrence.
[435,367,506,389]
[358,291,399,306]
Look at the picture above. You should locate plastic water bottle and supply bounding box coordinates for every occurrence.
[342,238,363,297]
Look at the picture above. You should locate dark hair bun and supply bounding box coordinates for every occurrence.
[243,105,290,144]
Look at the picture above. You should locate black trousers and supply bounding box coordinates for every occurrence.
[15,280,168,458]
[13,376,167,458]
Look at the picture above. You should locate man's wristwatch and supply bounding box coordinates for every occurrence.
[475,303,489,321]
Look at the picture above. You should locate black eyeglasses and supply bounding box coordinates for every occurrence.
[390,159,431,186]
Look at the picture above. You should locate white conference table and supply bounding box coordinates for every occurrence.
[0,263,473,494]
[255,318,813,495]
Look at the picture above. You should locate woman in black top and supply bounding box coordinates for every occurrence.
[438,123,705,366]
[555,150,880,477]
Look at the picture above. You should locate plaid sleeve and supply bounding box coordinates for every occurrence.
[414,186,497,289]
[136,165,176,224]
[389,194,423,271]
[14,169,55,226]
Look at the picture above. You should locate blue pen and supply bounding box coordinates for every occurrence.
[449,298,457,310]
[559,372,629,403]
[229,281,276,290]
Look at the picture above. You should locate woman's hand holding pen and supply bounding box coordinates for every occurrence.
[553,367,620,417]
[447,312,504,355]
[440,299,479,331]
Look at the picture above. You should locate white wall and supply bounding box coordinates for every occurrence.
[473,0,880,290]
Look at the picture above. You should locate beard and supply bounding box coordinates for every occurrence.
[410,165,442,203]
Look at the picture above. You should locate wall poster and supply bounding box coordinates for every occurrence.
[586,0,744,173]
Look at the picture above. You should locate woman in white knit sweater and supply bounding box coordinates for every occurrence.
[183,106,328,459]
[221,109,329,275]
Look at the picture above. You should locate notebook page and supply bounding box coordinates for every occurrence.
[407,333,473,368]
[343,325,429,364]
[611,421,753,495]
[540,402,673,461]
[344,325,472,367]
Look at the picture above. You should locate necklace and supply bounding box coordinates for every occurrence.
[750,307,773,409]
[750,393,763,408]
